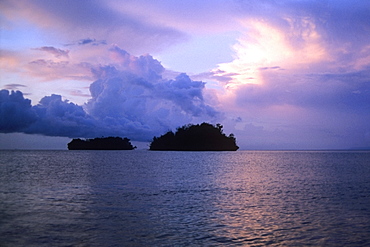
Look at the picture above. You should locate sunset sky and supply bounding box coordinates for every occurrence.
[1,0,370,150]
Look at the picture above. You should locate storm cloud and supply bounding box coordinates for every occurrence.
[0,48,219,141]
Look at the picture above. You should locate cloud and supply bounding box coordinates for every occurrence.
[65,38,107,46]
[0,48,220,141]
[235,0,370,66]
[26,94,100,137]
[4,84,27,90]
[34,46,69,58]
[0,90,37,132]
[27,59,94,81]
[0,90,98,137]
[107,0,240,33]
[0,49,24,73]
[233,70,370,113]
[85,47,219,140]
[77,38,106,46]
[202,0,370,149]
[1,0,188,54]
[2,0,369,149]
[211,0,370,110]
[78,38,97,45]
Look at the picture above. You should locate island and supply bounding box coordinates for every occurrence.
[68,137,136,150]
[150,122,239,151]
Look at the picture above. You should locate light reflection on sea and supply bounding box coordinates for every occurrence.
[0,150,370,246]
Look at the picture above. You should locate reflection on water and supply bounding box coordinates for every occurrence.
[0,150,370,246]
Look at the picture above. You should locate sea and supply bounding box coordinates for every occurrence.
[0,150,370,246]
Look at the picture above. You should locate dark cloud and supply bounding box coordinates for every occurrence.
[0,49,219,141]
[34,46,69,58]
[65,38,107,46]
[0,90,37,132]
[0,90,97,137]
[79,38,95,45]
[78,38,106,46]
[26,94,99,137]
[4,84,27,90]
[0,90,128,138]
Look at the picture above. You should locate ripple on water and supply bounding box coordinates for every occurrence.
[0,150,370,246]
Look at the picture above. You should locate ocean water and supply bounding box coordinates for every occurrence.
[0,150,370,246]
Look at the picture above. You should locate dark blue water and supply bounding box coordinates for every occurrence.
[1,150,370,246]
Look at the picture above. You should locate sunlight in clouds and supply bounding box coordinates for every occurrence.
[283,17,328,66]
[214,21,292,88]
[214,18,328,90]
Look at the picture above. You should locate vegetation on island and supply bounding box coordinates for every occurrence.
[68,137,136,150]
[150,122,239,151]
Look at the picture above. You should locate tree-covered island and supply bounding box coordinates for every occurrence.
[150,122,239,151]
[68,137,136,150]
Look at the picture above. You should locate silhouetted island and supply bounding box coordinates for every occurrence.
[68,137,136,150]
[150,123,239,151]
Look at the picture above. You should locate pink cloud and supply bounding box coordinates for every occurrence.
[0,0,187,54]
[34,46,69,58]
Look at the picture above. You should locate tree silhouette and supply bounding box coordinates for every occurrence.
[68,137,136,150]
[150,122,239,151]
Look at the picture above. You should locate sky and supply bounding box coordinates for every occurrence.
[1,0,370,150]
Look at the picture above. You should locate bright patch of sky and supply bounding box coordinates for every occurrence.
[1,21,54,50]
[155,32,238,74]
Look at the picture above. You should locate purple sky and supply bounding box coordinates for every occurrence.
[1,0,370,150]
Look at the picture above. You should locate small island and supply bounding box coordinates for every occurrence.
[150,122,239,151]
[68,137,136,150]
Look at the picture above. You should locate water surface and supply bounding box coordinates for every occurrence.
[1,150,369,246]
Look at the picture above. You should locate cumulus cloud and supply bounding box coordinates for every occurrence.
[26,94,99,137]
[0,90,97,137]
[85,47,219,140]
[0,48,219,141]
[0,90,37,132]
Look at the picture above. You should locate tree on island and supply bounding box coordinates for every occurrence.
[68,137,136,150]
[150,122,239,151]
